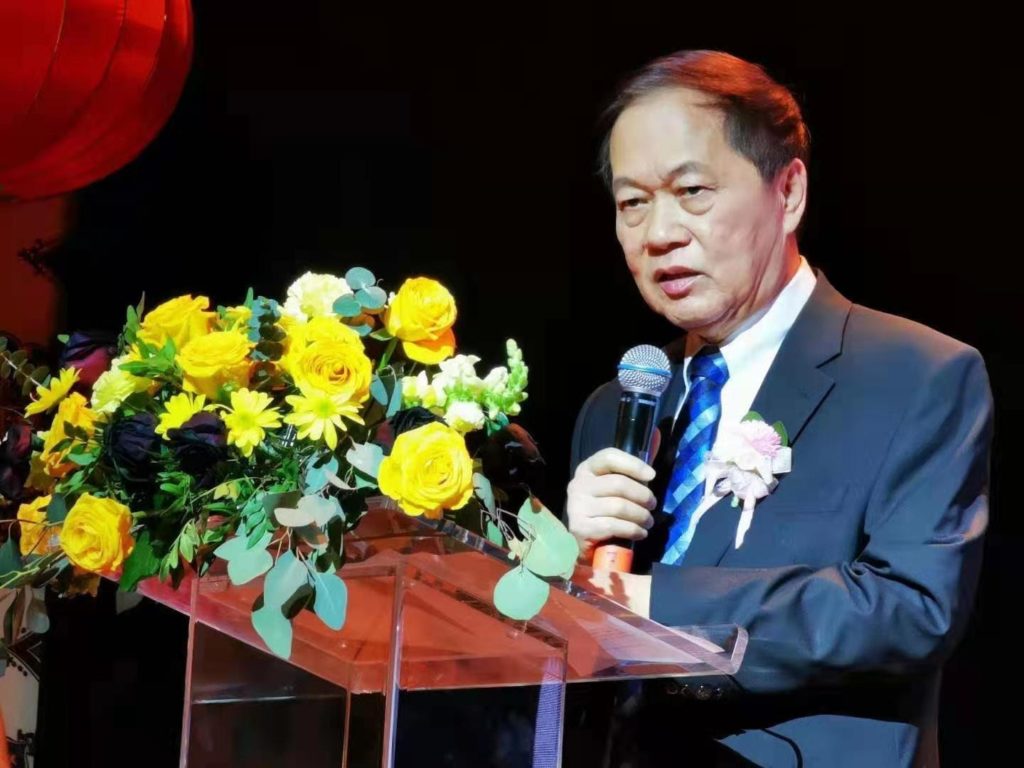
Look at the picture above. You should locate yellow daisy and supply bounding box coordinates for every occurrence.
[284,392,364,450]
[156,392,208,438]
[222,388,282,457]
[25,368,79,417]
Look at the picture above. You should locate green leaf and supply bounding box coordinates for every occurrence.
[120,532,160,591]
[179,528,197,563]
[345,267,376,291]
[742,411,764,423]
[517,497,579,579]
[311,570,348,630]
[252,603,293,658]
[369,328,394,342]
[57,334,70,344]
[67,450,97,467]
[263,551,310,609]
[474,474,496,515]
[356,286,387,310]
[772,420,789,447]
[244,287,255,309]
[304,455,340,495]
[0,539,22,578]
[346,442,383,480]
[333,295,363,318]
[370,376,389,406]
[47,494,69,524]
[493,567,550,621]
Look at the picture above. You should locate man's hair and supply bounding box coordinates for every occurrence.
[598,50,810,188]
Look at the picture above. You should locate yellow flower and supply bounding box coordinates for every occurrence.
[138,294,215,350]
[156,392,207,437]
[26,453,55,493]
[222,388,282,457]
[284,391,364,451]
[59,493,135,573]
[178,331,253,399]
[282,271,352,321]
[39,393,99,480]
[280,315,362,372]
[91,354,151,415]
[377,422,473,518]
[220,304,252,331]
[292,339,373,403]
[17,495,60,556]
[25,368,79,417]
[384,277,457,364]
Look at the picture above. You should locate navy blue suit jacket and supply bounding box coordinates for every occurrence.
[569,272,992,766]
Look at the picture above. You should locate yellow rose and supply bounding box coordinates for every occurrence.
[280,315,362,375]
[138,295,215,350]
[384,277,457,364]
[178,331,253,399]
[17,495,60,556]
[378,422,474,518]
[293,339,373,402]
[59,493,135,573]
[40,393,99,479]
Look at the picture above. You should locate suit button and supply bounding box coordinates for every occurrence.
[695,685,712,701]
[664,681,680,695]
[680,683,691,698]
[713,686,724,700]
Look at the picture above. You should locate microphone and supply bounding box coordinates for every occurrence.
[591,344,672,573]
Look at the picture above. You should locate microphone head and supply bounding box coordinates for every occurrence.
[617,345,672,396]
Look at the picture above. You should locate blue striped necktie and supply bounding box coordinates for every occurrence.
[661,346,729,565]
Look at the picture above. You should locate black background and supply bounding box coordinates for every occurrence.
[30,5,1016,765]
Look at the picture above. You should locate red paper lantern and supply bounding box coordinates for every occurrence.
[0,0,193,202]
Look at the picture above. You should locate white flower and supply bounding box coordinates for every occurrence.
[482,365,509,393]
[282,271,351,321]
[444,401,486,434]
[438,354,480,382]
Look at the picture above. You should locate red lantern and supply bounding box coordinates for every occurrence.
[0,0,193,202]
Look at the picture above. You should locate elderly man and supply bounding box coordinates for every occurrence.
[568,50,992,767]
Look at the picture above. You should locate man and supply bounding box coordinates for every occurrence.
[568,50,992,766]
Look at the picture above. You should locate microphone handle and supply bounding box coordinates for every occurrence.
[591,391,658,573]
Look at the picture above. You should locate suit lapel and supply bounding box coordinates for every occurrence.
[681,271,852,567]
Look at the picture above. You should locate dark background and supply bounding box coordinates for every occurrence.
[25,4,1016,765]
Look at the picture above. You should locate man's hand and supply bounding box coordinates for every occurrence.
[566,447,658,561]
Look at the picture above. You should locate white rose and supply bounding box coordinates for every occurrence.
[282,271,351,321]
[444,401,486,434]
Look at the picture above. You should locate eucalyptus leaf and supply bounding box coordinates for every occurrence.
[227,547,274,586]
[493,567,550,621]
[0,539,22,578]
[356,286,387,310]
[370,376,389,406]
[346,442,383,480]
[47,494,69,524]
[517,497,579,579]
[345,267,376,291]
[274,505,316,528]
[333,295,363,318]
[252,604,293,658]
[263,552,310,609]
[304,456,340,495]
[474,474,496,514]
[299,495,344,527]
[311,570,348,630]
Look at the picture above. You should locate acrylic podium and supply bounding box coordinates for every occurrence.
[137,501,747,767]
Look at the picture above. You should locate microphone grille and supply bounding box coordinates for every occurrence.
[617,345,672,396]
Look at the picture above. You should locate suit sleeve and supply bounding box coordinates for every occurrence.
[649,348,993,694]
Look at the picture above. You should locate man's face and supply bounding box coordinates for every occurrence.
[609,88,796,340]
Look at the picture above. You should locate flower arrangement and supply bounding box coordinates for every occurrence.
[0,267,578,659]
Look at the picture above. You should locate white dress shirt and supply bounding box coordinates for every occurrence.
[668,256,817,540]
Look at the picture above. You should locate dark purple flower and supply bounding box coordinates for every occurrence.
[59,331,117,389]
[168,413,227,486]
[0,423,32,501]
[107,413,159,483]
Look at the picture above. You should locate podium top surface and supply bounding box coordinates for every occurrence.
[139,504,746,693]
